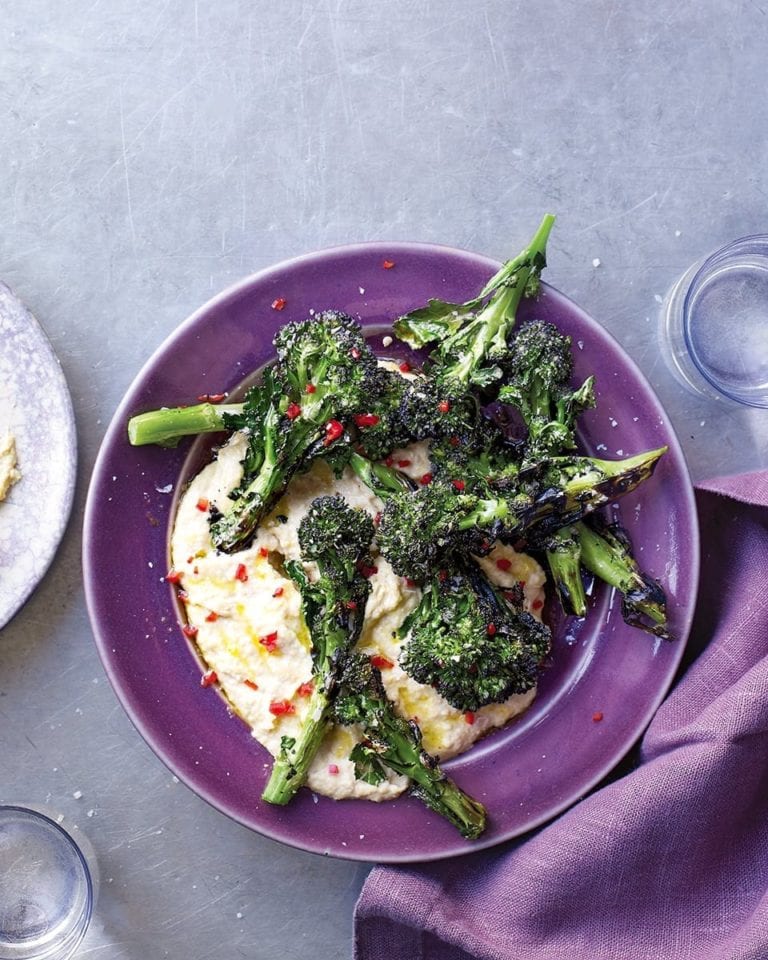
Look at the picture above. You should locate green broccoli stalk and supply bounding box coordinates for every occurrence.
[398,564,550,712]
[576,515,671,639]
[261,496,376,805]
[394,215,555,389]
[333,654,487,839]
[527,446,668,537]
[127,402,243,447]
[544,526,587,617]
[498,319,596,463]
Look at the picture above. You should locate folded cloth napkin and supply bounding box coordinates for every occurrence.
[355,470,768,960]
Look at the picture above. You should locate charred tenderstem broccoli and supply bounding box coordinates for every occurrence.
[376,483,509,580]
[398,564,551,713]
[261,496,376,806]
[498,319,595,463]
[544,526,587,617]
[526,446,668,538]
[373,446,667,580]
[576,515,670,639]
[333,654,487,839]
[129,312,381,552]
[394,215,555,389]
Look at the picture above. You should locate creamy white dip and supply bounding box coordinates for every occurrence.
[0,433,21,501]
[171,433,546,802]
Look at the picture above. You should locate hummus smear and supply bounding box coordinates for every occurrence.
[171,433,546,801]
[0,433,21,501]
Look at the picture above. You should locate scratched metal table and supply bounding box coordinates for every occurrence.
[2,2,767,957]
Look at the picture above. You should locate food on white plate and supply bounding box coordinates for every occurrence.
[0,433,21,501]
[129,215,670,837]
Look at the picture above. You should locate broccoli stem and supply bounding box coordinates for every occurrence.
[576,520,670,637]
[530,446,668,531]
[346,451,415,497]
[261,685,332,805]
[545,526,587,617]
[366,714,487,839]
[127,402,242,446]
[447,214,556,386]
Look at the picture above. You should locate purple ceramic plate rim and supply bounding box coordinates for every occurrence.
[83,241,699,863]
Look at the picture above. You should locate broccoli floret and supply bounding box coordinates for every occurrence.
[333,654,487,839]
[498,319,595,462]
[210,312,379,552]
[398,566,551,713]
[396,377,480,443]
[394,215,555,389]
[576,514,670,639]
[349,366,411,462]
[261,496,375,806]
[376,483,509,580]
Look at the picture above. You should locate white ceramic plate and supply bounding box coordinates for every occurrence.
[0,284,77,629]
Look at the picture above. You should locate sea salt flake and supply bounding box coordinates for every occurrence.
[592,257,601,268]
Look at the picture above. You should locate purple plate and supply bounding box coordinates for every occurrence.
[83,243,699,863]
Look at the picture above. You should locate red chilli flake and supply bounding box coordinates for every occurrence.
[384,455,394,467]
[438,400,451,413]
[532,598,544,611]
[305,383,317,394]
[382,259,396,270]
[592,711,604,723]
[451,479,465,492]
[182,624,198,639]
[271,297,287,311]
[177,590,189,603]
[243,679,259,691]
[165,569,183,584]
[345,600,358,610]
[297,681,314,697]
[196,497,209,512]
[328,763,340,775]
[323,420,344,446]
[449,435,460,448]
[258,546,269,558]
[464,712,476,725]
[397,459,411,468]
[354,413,380,428]
[272,586,284,598]
[404,577,418,588]
[286,402,302,421]
[370,654,394,670]
[438,569,448,583]
[196,393,226,403]
[269,699,295,716]
[200,670,218,688]
[359,564,378,579]
[234,563,248,582]
[420,473,433,486]
[205,611,218,623]
[495,557,512,572]
[260,632,279,652]
[398,361,411,374]
[487,622,497,636]
[350,346,362,360]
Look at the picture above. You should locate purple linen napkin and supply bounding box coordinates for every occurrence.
[355,470,768,960]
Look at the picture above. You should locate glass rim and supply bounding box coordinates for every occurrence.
[681,233,768,407]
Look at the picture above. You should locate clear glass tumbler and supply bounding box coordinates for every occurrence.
[0,806,94,960]
[660,235,768,406]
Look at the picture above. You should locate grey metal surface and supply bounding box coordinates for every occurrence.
[1,2,766,957]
